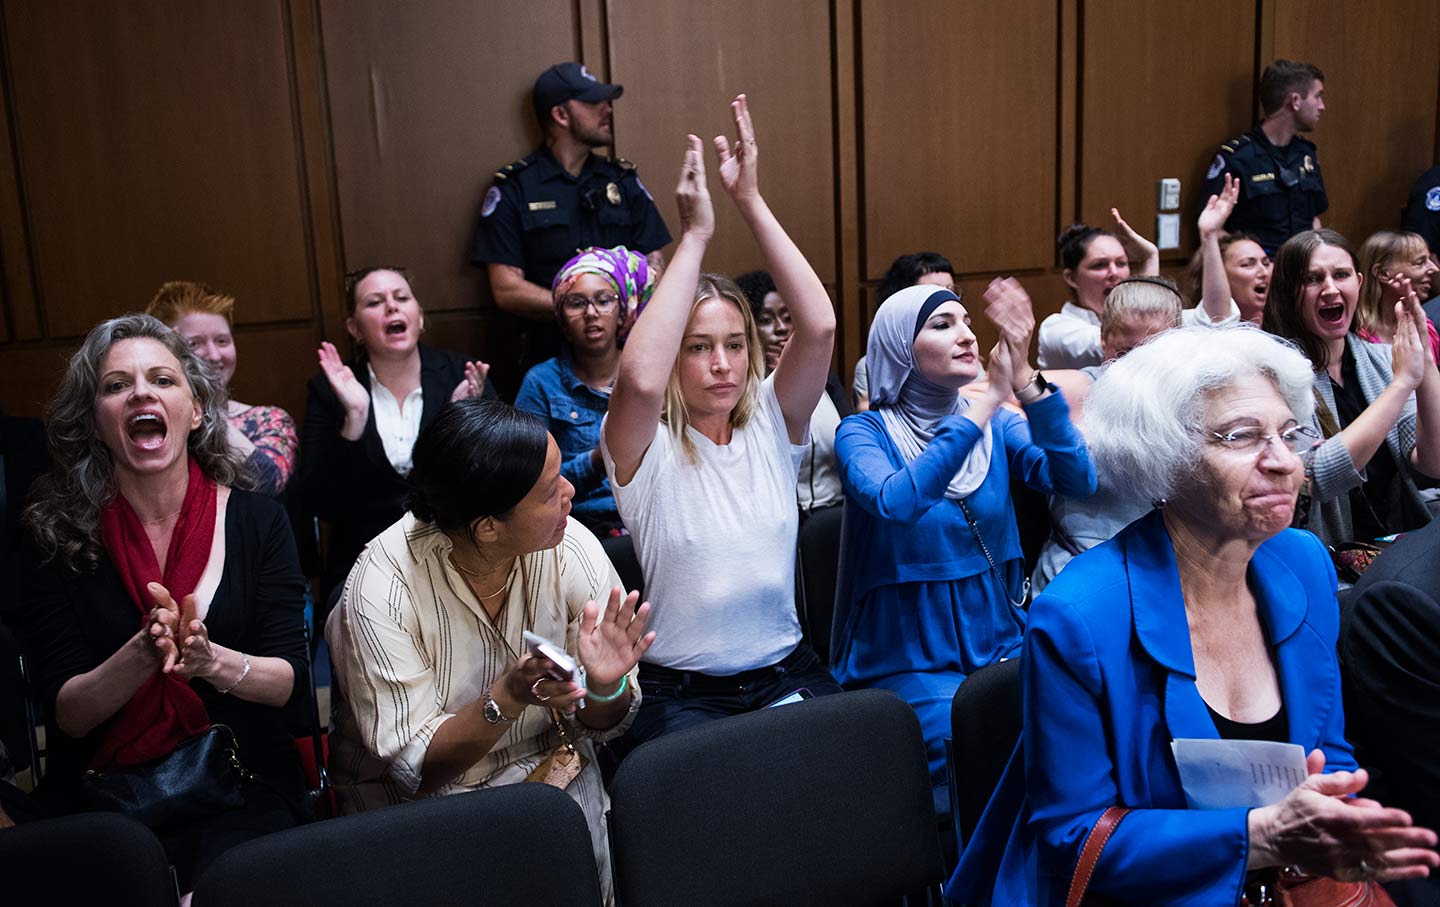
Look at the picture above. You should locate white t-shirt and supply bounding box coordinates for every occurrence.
[602,375,807,674]
[1037,302,1101,370]
[798,392,843,511]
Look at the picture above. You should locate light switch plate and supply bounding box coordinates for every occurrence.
[1158,178,1182,211]
[1157,213,1181,250]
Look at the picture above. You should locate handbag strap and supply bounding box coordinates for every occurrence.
[1065,806,1131,907]
[958,498,1029,607]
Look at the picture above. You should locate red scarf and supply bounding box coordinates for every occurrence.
[92,458,216,769]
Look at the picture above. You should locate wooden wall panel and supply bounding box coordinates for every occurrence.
[606,0,836,284]
[1272,0,1440,244]
[859,0,1059,280]
[319,0,578,315]
[3,1,313,336]
[1079,1,1258,260]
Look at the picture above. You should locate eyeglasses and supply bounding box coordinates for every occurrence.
[1205,424,1320,457]
[559,292,620,315]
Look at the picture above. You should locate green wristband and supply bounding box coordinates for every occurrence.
[586,673,629,703]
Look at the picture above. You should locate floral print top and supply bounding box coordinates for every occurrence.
[231,403,298,496]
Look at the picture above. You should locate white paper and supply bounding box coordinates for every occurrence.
[1170,738,1307,810]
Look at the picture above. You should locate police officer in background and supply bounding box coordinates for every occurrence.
[1402,164,1440,262]
[1203,59,1328,252]
[471,62,671,382]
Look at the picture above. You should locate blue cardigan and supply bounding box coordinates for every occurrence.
[946,510,1356,907]
[834,392,1095,603]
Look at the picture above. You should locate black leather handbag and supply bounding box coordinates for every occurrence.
[82,724,248,828]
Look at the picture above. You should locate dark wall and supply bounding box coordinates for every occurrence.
[0,0,1435,417]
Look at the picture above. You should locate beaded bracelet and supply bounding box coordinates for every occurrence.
[586,673,629,703]
[220,653,251,695]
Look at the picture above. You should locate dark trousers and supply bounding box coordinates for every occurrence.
[624,643,841,747]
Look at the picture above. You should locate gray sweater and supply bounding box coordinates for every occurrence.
[1306,334,1429,546]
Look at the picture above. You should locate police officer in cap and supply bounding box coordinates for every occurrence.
[1202,59,1328,253]
[471,62,671,379]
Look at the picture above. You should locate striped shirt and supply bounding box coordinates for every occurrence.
[327,513,635,899]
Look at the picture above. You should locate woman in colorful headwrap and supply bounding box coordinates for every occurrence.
[832,278,1094,809]
[516,246,654,535]
[17,314,308,893]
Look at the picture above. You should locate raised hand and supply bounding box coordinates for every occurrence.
[985,339,1016,405]
[1111,207,1159,268]
[712,94,760,204]
[576,587,655,691]
[676,134,716,241]
[983,277,1036,351]
[450,359,491,402]
[1198,173,1239,238]
[1391,279,1427,391]
[318,341,370,440]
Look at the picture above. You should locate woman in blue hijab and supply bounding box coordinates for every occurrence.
[832,279,1094,806]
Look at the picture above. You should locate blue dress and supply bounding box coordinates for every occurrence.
[833,393,1094,786]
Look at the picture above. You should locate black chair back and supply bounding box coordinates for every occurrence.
[948,658,1022,846]
[193,783,602,906]
[599,533,644,602]
[796,503,843,665]
[608,689,944,907]
[1,812,176,905]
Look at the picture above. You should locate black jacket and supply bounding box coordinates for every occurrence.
[297,345,495,598]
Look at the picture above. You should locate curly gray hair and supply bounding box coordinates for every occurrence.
[1083,324,1315,506]
[24,313,249,572]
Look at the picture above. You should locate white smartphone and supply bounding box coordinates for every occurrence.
[522,630,576,681]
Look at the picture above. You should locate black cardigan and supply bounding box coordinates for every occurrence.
[15,490,309,804]
[297,345,495,598]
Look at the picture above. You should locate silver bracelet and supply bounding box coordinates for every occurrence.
[220,653,251,695]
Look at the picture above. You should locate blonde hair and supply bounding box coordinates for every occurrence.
[1355,230,1429,338]
[145,280,236,327]
[661,274,767,463]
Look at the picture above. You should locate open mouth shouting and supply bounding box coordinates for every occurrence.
[1315,298,1349,332]
[126,410,168,452]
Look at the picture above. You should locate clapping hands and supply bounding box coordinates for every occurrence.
[146,582,219,682]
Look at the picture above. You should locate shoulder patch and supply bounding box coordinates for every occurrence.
[480,185,501,218]
[1426,186,1440,212]
[1206,154,1226,180]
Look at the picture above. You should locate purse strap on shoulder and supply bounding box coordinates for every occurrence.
[1065,806,1131,907]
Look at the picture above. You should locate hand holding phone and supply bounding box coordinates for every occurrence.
[522,630,577,681]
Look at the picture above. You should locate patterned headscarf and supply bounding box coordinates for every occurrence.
[551,246,655,346]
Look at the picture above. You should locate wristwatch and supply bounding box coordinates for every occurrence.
[482,691,513,725]
[1016,370,1049,405]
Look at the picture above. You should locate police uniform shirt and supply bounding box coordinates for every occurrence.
[1202,127,1328,252]
[469,145,672,291]
[1402,165,1440,258]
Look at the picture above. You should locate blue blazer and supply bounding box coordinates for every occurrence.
[947,510,1355,907]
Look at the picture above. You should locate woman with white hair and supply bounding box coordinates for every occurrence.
[949,325,1438,905]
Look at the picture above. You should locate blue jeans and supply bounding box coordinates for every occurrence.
[624,644,842,747]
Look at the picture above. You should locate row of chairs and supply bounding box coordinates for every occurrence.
[604,504,1030,854]
[2,689,946,906]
